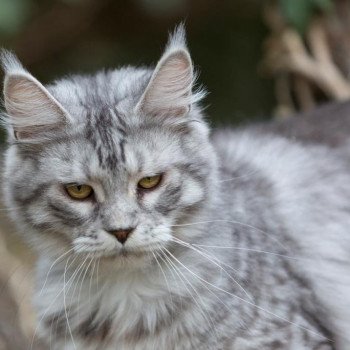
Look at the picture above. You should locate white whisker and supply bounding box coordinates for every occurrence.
[0,206,24,211]
[67,254,91,318]
[88,258,97,307]
[31,254,87,350]
[162,247,233,316]
[163,247,331,342]
[171,236,254,301]
[96,258,101,291]
[193,244,307,261]
[159,249,219,341]
[218,169,260,183]
[152,251,175,324]
[39,248,75,296]
[63,257,76,349]
[77,255,94,308]
[171,219,287,249]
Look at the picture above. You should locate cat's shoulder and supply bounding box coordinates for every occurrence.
[211,100,350,175]
[212,100,350,154]
[252,100,350,148]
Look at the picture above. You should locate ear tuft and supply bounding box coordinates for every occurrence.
[165,23,188,53]
[1,50,69,140]
[0,49,26,76]
[136,24,205,119]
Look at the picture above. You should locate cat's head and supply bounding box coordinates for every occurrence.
[1,25,217,268]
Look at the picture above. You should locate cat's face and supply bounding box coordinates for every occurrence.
[1,26,217,266]
[5,113,212,262]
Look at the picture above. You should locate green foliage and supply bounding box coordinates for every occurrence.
[0,0,275,135]
[279,0,333,34]
[0,0,31,35]
[0,0,79,37]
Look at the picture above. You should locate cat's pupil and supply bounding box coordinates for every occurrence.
[77,185,82,191]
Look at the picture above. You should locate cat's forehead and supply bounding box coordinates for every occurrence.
[41,67,186,175]
[42,114,185,184]
[47,67,153,119]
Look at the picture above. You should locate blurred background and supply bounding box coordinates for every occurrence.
[0,0,348,348]
[1,0,276,142]
[0,0,345,139]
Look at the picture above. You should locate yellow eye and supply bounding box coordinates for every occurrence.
[138,175,162,190]
[65,184,93,200]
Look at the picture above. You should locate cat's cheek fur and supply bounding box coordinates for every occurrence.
[178,177,205,208]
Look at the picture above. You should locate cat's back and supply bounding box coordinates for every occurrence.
[212,100,350,349]
[257,100,350,148]
[212,100,350,196]
[213,100,350,150]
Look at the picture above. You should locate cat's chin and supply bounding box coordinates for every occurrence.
[95,249,156,271]
[110,248,148,259]
[88,246,160,267]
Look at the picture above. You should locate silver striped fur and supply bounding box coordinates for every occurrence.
[1,26,350,349]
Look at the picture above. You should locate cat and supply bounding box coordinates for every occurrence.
[1,24,350,350]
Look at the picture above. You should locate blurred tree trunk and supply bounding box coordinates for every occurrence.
[262,0,350,118]
[0,216,44,349]
[0,274,29,350]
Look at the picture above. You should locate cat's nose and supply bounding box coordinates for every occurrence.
[107,228,134,244]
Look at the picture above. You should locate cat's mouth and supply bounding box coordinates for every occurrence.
[98,245,156,261]
[119,248,147,258]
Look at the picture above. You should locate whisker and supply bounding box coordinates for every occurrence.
[155,250,184,311]
[193,244,241,275]
[51,254,82,346]
[96,258,101,291]
[163,247,331,342]
[162,247,233,316]
[0,206,24,211]
[171,219,287,249]
[76,255,94,318]
[193,244,307,261]
[63,257,77,349]
[88,259,97,307]
[60,255,93,340]
[159,249,219,341]
[171,236,254,301]
[67,254,91,318]
[152,251,175,324]
[31,254,87,349]
[39,248,75,296]
[152,251,172,297]
[218,169,260,183]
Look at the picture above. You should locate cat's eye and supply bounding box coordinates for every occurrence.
[65,184,93,200]
[138,175,162,190]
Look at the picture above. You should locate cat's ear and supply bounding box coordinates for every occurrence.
[1,51,70,140]
[135,24,204,118]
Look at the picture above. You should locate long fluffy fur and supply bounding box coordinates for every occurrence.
[1,28,350,350]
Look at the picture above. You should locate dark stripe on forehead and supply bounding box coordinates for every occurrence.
[86,116,97,148]
[106,152,118,170]
[85,108,131,170]
[119,139,126,163]
[96,146,104,166]
[117,126,126,137]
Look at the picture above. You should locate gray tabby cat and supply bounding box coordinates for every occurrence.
[1,25,350,350]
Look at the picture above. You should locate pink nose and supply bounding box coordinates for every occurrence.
[107,228,134,244]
